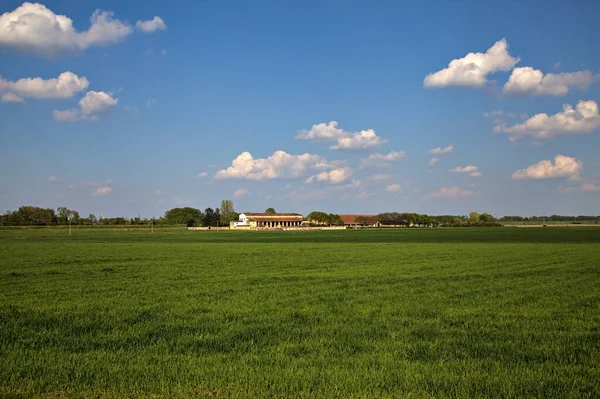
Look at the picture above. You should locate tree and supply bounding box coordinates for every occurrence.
[469,211,480,224]
[220,200,236,226]
[480,213,494,223]
[203,208,221,227]
[163,207,203,225]
[265,207,276,214]
[88,214,97,225]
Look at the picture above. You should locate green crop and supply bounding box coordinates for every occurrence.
[1,227,599,398]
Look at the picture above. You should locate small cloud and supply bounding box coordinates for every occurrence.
[233,188,248,198]
[360,151,406,168]
[385,184,401,193]
[197,172,208,178]
[48,176,65,183]
[136,16,167,33]
[450,165,481,177]
[146,98,156,108]
[428,157,439,166]
[92,187,113,196]
[161,49,167,55]
[429,145,453,155]
[68,184,75,189]
[155,189,161,194]
[512,155,582,180]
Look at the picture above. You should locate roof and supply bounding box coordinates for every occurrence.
[339,214,378,225]
[242,213,302,217]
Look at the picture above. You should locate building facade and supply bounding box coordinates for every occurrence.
[231,213,304,229]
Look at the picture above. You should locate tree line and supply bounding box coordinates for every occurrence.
[1,205,597,227]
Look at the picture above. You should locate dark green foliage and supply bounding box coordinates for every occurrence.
[306,211,343,225]
[265,207,276,214]
[0,227,599,398]
[163,207,203,226]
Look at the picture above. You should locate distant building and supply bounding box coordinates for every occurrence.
[231,212,304,229]
[339,214,379,227]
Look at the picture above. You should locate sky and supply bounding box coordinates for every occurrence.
[1,0,599,218]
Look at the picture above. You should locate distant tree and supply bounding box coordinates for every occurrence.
[265,207,276,214]
[452,217,463,227]
[469,211,480,224]
[57,207,80,225]
[203,208,221,227]
[220,200,236,226]
[88,214,97,224]
[479,213,494,223]
[164,207,203,225]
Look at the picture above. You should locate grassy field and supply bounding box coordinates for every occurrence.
[1,227,599,398]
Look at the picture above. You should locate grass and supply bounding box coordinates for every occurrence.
[1,227,599,398]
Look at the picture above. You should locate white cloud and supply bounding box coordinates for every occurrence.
[369,174,393,181]
[495,100,600,140]
[233,188,248,198]
[0,71,89,100]
[215,150,333,180]
[450,165,482,177]
[296,121,387,150]
[386,184,401,193]
[136,16,167,33]
[503,67,597,96]
[197,172,208,178]
[155,189,161,194]
[146,98,156,108]
[429,145,453,154]
[1,92,24,103]
[161,49,167,55]
[0,3,134,57]
[426,186,475,199]
[92,186,113,196]
[360,151,406,168]
[423,38,519,88]
[512,155,583,180]
[54,91,118,122]
[428,157,439,166]
[123,105,139,113]
[68,184,75,189]
[307,168,353,185]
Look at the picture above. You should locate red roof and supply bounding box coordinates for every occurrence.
[339,214,377,225]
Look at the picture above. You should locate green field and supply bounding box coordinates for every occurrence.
[1,227,599,398]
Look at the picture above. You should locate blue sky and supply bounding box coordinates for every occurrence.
[1,0,599,218]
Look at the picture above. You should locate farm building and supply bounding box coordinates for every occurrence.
[231,213,304,229]
[339,214,379,227]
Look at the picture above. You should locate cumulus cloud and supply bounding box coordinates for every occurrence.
[197,172,208,178]
[136,16,167,33]
[0,71,88,100]
[1,92,24,103]
[92,186,113,196]
[296,121,387,150]
[306,168,352,185]
[503,67,597,96]
[386,184,401,193]
[494,100,600,140]
[360,151,406,168]
[426,186,475,199]
[54,91,118,122]
[428,157,439,166]
[215,150,335,180]
[450,165,482,177]
[0,3,134,57]
[423,39,519,88]
[233,188,248,198]
[512,155,583,180]
[429,145,453,154]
